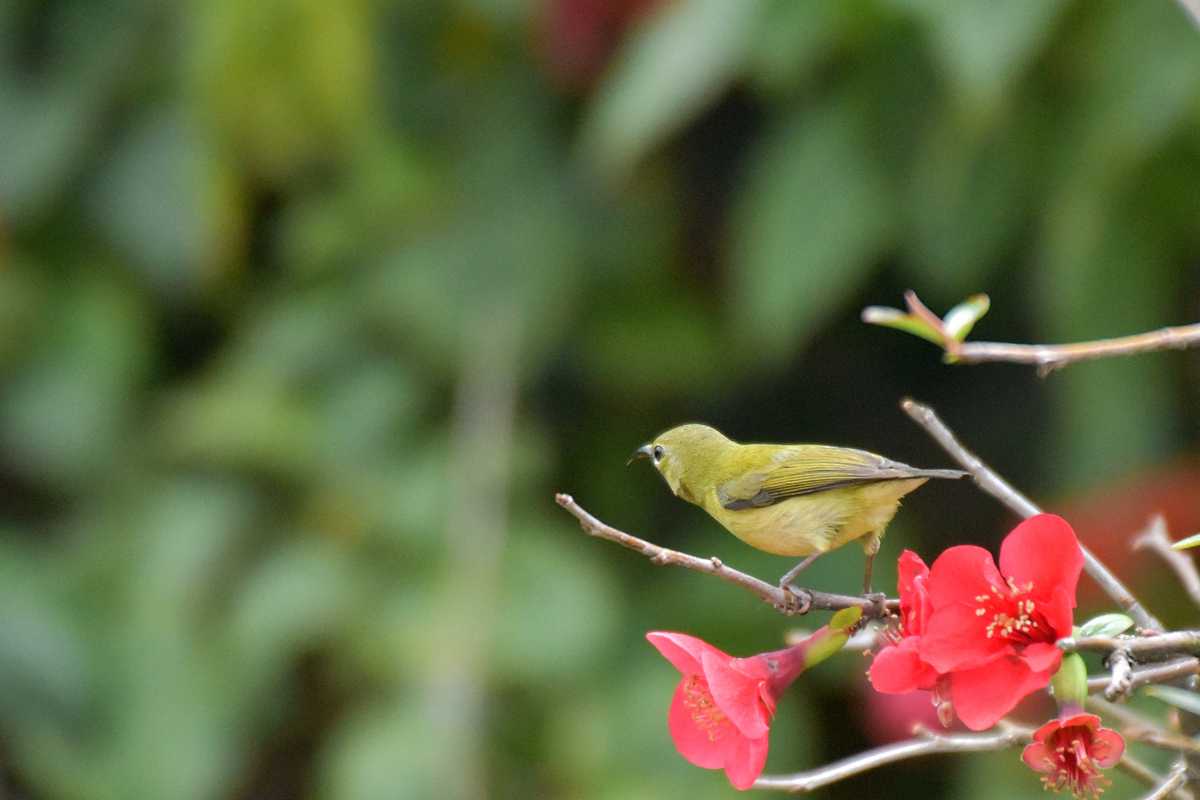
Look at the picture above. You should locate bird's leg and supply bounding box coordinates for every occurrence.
[779,552,821,591]
[861,551,876,596]
[860,551,889,619]
[858,528,890,618]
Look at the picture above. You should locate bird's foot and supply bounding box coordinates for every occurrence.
[778,582,812,615]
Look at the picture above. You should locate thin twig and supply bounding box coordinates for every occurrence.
[947,325,1200,374]
[865,291,1200,374]
[555,493,898,618]
[754,725,1032,791]
[1178,0,1200,28]
[1092,697,1197,752]
[1088,659,1200,696]
[1135,515,1200,610]
[1137,761,1191,800]
[902,399,1164,633]
[1061,632,1200,659]
[1116,753,1194,800]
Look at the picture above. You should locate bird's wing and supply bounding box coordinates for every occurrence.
[716,446,921,511]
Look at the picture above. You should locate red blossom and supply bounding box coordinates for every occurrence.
[921,514,1083,729]
[1021,707,1125,799]
[868,550,954,725]
[647,622,850,790]
[869,515,1084,731]
[869,551,938,690]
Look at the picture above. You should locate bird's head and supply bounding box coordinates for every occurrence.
[630,423,733,504]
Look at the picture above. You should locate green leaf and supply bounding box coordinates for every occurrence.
[1145,685,1200,718]
[829,606,862,631]
[884,0,1070,113]
[746,0,842,95]
[903,116,1034,295]
[490,520,619,685]
[861,306,946,345]
[579,0,763,175]
[230,538,358,677]
[88,108,240,300]
[0,273,151,487]
[942,294,990,342]
[1077,613,1134,638]
[1172,532,1200,550]
[730,99,895,359]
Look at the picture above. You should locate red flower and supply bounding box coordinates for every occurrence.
[869,551,938,690]
[920,514,1083,729]
[868,551,954,725]
[869,515,1084,731]
[1021,708,1125,798]
[647,626,844,790]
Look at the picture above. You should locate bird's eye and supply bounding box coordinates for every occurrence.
[653,445,664,461]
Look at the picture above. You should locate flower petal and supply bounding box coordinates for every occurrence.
[920,602,1012,672]
[1021,741,1055,772]
[667,679,735,769]
[926,544,1005,610]
[1090,727,1126,767]
[703,650,770,740]
[869,638,939,693]
[997,514,1083,602]
[648,631,726,675]
[722,728,770,790]
[1040,585,1077,641]
[1019,642,1064,674]
[897,550,933,635]
[949,656,1053,730]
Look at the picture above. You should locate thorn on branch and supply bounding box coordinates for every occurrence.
[1106,650,1135,701]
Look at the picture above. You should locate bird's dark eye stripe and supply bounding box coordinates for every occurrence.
[653,445,664,460]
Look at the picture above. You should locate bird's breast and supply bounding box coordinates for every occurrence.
[700,478,927,557]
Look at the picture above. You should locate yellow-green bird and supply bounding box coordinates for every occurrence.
[632,423,965,594]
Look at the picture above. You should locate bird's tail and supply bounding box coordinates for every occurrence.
[916,468,968,480]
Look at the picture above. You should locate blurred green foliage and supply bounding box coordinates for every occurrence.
[1,0,1199,798]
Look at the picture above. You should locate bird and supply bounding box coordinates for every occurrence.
[631,423,966,596]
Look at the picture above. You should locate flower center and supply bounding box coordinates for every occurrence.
[973,578,1051,644]
[1043,727,1112,799]
[683,674,731,741]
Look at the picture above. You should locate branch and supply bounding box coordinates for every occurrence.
[948,326,1200,374]
[753,725,1031,792]
[1178,0,1200,28]
[1093,697,1200,757]
[1134,515,1200,610]
[1087,659,1200,697]
[1136,761,1191,800]
[1061,632,1200,660]
[902,399,1164,633]
[554,493,897,618]
[1110,754,1194,800]
[864,291,1200,376]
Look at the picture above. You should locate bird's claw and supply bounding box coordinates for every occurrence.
[779,582,812,615]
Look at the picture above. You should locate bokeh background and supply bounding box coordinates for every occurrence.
[3,0,1200,797]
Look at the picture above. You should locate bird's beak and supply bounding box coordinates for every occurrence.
[627,444,653,466]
